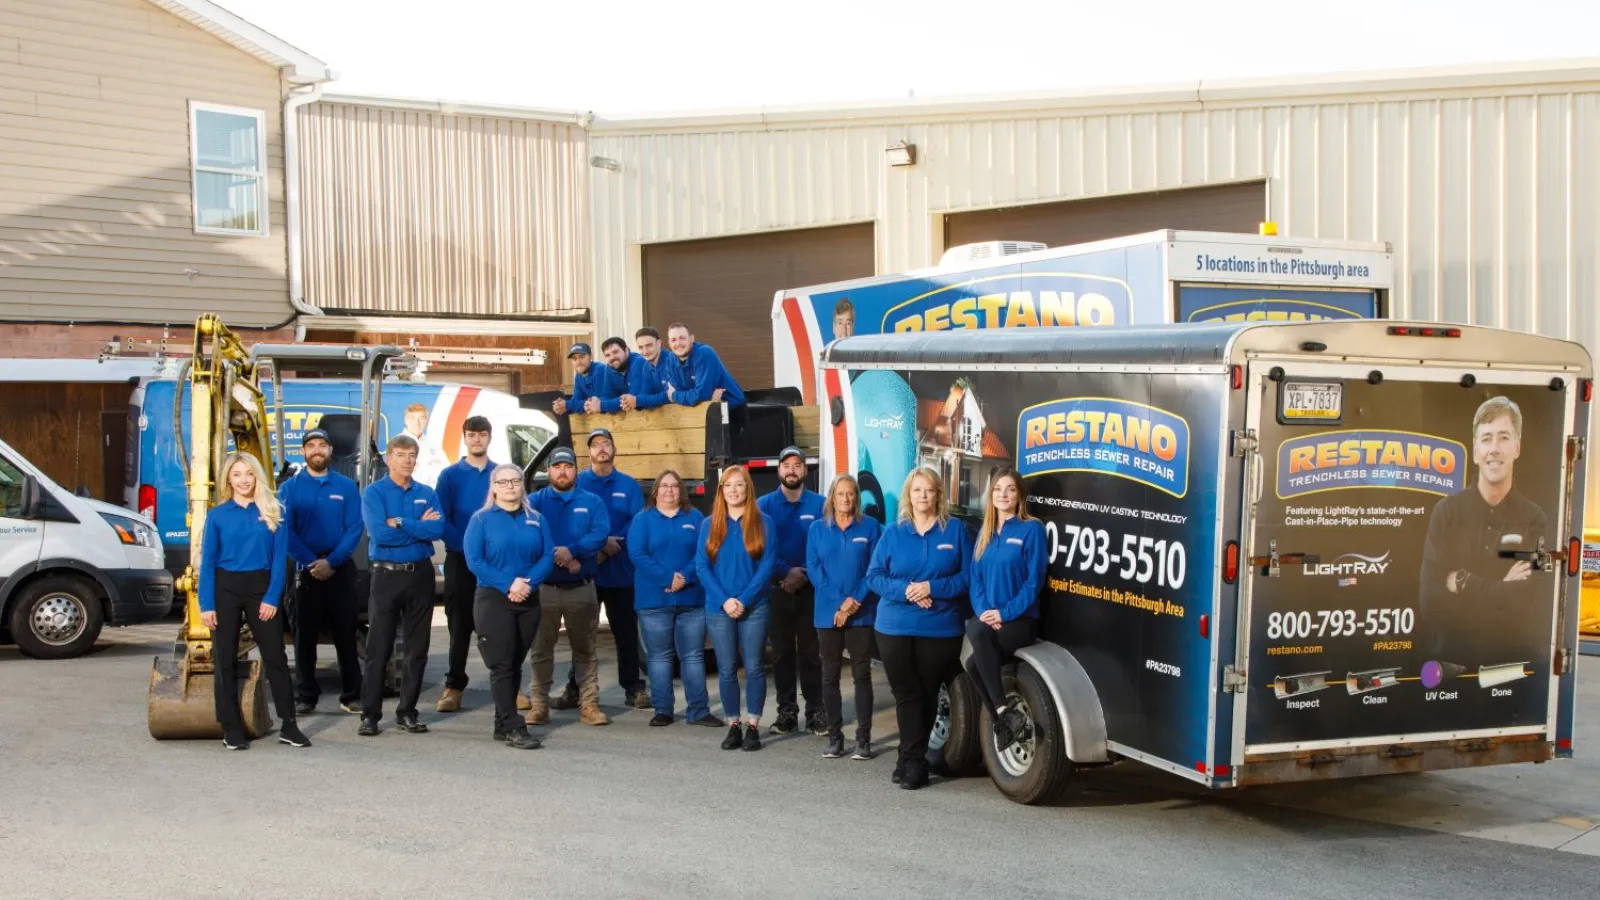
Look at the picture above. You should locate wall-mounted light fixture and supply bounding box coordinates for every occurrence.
[589,156,621,171]
[885,140,916,167]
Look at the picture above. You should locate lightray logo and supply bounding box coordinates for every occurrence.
[864,412,906,430]
[1302,551,1391,577]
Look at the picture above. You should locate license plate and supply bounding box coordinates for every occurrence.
[1281,381,1343,422]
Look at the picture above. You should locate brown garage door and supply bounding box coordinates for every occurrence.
[945,181,1266,251]
[643,223,875,390]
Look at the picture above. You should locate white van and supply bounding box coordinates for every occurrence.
[0,436,172,659]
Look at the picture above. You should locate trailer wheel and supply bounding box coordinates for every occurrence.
[9,575,104,659]
[980,663,1073,805]
[927,670,983,777]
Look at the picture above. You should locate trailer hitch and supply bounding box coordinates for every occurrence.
[1250,539,1321,577]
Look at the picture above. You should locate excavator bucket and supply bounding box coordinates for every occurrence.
[147,654,272,740]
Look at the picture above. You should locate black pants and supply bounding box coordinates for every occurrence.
[877,633,962,767]
[818,626,873,741]
[769,585,821,718]
[566,585,643,694]
[292,560,361,706]
[361,564,434,722]
[443,550,478,691]
[964,616,1040,713]
[212,569,295,734]
[474,586,541,734]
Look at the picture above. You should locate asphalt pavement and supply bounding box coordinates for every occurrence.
[3,618,1598,900]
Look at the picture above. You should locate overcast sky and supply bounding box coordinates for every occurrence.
[215,0,1600,114]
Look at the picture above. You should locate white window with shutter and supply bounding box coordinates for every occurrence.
[189,101,269,237]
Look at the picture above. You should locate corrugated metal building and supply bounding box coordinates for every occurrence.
[588,59,1600,389]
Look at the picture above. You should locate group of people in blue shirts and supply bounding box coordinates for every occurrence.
[197,338,1048,791]
[549,323,745,417]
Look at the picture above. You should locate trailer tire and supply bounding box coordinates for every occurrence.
[980,663,1074,805]
[9,574,104,659]
[927,670,983,777]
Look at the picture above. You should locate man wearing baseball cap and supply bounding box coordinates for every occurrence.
[552,342,625,417]
[757,445,826,735]
[526,445,613,726]
[278,427,366,715]
[576,427,649,708]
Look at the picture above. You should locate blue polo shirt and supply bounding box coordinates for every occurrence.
[806,515,883,629]
[865,517,972,638]
[756,488,825,580]
[277,468,363,569]
[464,504,554,595]
[529,486,610,585]
[361,475,444,564]
[576,467,643,589]
[667,342,745,407]
[568,363,625,409]
[600,353,669,413]
[627,506,706,610]
[435,456,498,552]
[696,511,777,615]
[971,517,1047,622]
[198,500,289,613]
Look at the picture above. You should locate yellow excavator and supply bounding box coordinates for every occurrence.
[147,314,406,739]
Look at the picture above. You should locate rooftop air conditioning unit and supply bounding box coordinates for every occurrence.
[938,240,1047,268]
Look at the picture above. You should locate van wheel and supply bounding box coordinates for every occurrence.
[9,575,104,659]
[980,663,1074,805]
[927,670,983,777]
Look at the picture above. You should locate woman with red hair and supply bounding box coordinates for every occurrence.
[696,465,778,752]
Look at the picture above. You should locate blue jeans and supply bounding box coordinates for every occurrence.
[638,605,710,721]
[706,602,771,720]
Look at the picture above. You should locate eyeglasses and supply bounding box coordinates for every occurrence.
[492,479,521,486]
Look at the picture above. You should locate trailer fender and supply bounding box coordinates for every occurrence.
[1013,642,1110,764]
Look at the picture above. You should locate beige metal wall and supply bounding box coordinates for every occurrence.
[589,62,1600,362]
[296,100,590,318]
[0,0,291,327]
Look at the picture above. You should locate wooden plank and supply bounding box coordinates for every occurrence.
[574,427,704,457]
[571,402,711,433]
[570,451,704,482]
[791,410,821,453]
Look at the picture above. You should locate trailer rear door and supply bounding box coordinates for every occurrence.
[1232,359,1574,781]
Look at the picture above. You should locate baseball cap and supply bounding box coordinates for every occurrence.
[778,446,805,463]
[587,427,614,447]
[302,428,331,446]
[548,446,577,467]
[567,342,592,358]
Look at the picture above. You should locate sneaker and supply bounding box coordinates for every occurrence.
[768,713,799,735]
[338,700,362,714]
[742,724,762,752]
[720,723,743,750]
[628,690,653,711]
[551,682,580,710]
[222,728,250,751]
[992,715,1016,750]
[579,704,611,726]
[357,719,380,737]
[506,726,543,750]
[852,739,874,761]
[649,713,674,727]
[435,688,463,713]
[997,706,1029,748]
[294,700,316,716]
[278,721,311,748]
[524,704,550,726]
[516,692,532,711]
[689,714,726,728]
[806,711,828,735]
[822,734,846,758]
[395,714,429,734]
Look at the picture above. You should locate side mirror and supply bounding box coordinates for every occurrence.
[20,474,42,519]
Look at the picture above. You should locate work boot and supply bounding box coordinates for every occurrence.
[395,714,429,734]
[357,719,380,737]
[628,689,652,710]
[579,704,611,726]
[516,691,532,711]
[506,726,543,750]
[436,688,463,713]
[551,681,579,710]
[524,700,549,726]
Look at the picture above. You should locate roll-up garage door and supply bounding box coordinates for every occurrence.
[944,181,1266,251]
[642,223,875,390]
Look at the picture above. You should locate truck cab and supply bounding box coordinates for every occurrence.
[0,435,173,658]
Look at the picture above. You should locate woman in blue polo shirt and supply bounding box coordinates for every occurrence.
[965,468,1047,750]
[807,473,882,762]
[696,465,777,752]
[865,466,971,790]
[465,464,553,750]
[199,451,303,751]
[629,470,721,728]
